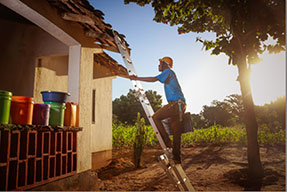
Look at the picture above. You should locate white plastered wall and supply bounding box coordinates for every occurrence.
[91,77,113,152]
[33,55,69,103]
[77,47,112,172]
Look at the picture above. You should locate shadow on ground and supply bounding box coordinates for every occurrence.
[224,168,285,191]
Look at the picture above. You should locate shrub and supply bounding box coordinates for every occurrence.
[133,113,146,168]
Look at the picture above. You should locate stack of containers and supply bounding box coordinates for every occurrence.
[0,90,47,126]
[41,91,70,126]
[0,90,78,127]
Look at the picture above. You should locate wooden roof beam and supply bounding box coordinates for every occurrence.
[86,31,111,40]
[98,44,119,53]
[62,12,94,25]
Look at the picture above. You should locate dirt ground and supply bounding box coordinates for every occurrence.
[96,144,285,191]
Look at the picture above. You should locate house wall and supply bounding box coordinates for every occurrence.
[76,47,93,172]
[91,76,113,170]
[0,18,68,97]
[77,48,114,172]
[91,77,113,152]
[33,55,68,103]
[34,48,114,172]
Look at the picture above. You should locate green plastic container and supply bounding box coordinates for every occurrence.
[45,102,65,126]
[0,90,12,124]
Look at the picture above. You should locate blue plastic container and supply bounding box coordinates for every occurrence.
[41,91,70,103]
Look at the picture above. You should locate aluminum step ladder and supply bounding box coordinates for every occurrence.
[112,31,195,191]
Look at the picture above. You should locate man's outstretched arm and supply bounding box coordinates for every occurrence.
[129,75,158,82]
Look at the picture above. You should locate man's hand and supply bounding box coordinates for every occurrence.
[129,75,138,80]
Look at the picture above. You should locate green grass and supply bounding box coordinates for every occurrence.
[112,123,286,147]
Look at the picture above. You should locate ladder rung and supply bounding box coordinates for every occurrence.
[119,42,127,50]
[126,58,132,64]
[141,100,150,105]
[121,44,126,48]
[115,35,121,41]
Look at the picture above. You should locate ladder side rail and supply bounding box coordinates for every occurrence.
[159,155,188,191]
[114,33,169,151]
[137,90,168,149]
[162,155,195,191]
[119,52,146,92]
[174,164,196,191]
[114,35,148,102]
[123,63,169,149]
[171,165,189,191]
[158,159,182,191]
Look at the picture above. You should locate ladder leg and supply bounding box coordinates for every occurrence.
[174,164,195,191]
[159,154,195,191]
[158,155,184,191]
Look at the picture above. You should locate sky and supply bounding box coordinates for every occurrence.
[89,0,286,114]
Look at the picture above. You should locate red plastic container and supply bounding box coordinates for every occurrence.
[32,104,50,125]
[10,96,34,125]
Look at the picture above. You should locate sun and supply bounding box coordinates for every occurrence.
[250,51,285,105]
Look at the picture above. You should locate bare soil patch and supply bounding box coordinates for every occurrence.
[96,144,285,191]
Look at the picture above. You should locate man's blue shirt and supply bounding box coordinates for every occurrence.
[156,68,186,104]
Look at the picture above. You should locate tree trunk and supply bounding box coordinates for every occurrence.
[236,58,263,179]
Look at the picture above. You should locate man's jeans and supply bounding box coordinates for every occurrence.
[152,101,186,161]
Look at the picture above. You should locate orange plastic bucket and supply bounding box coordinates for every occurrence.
[64,102,78,126]
[10,96,34,125]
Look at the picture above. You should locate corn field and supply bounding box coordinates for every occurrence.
[112,123,285,147]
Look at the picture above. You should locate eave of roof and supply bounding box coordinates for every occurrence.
[46,0,129,78]
[94,52,128,78]
[47,0,130,54]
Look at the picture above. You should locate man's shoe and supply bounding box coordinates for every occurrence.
[165,149,173,159]
[173,159,182,164]
[172,157,182,164]
[165,140,172,148]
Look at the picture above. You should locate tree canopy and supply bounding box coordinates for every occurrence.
[254,96,286,131]
[201,100,234,127]
[125,0,285,64]
[113,89,162,124]
[192,94,285,130]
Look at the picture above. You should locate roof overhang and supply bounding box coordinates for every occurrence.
[0,0,129,78]
[94,52,128,79]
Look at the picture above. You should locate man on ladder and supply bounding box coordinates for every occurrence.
[130,56,186,164]
[113,31,194,190]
